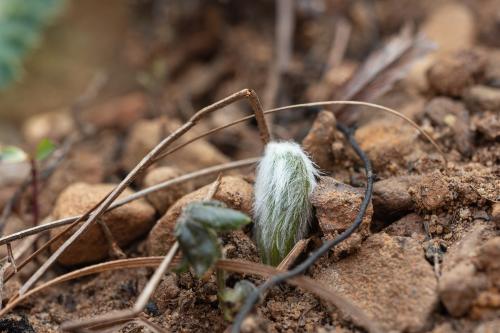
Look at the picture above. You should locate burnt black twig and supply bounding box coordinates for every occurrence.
[231,123,374,333]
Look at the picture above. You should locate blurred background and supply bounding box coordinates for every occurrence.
[1,0,499,134]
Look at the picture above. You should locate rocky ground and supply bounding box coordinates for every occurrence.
[0,1,499,332]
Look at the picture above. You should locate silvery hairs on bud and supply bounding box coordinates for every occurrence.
[253,141,318,266]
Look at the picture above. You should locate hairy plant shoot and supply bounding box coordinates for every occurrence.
[254,142,318,266]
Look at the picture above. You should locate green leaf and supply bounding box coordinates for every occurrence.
[35,138,55,161]
[0,0,66,88]
[174,216,221,277]
[0,145,27,163]
[184,201,251,232]
[174,200,251,277]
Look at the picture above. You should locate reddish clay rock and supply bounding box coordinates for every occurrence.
[151,273,180,313]
[438,223,497,317]
[427,50,486,97]
[311,176,373,239]
[409,171,453,211]
[147,176,253,256]
[122,117,229,176]
[424,97,473,156]
[464,85,500,112]
[50,182,156,266]
[471,237,500,321]
[312,233,437,332]
[373,175,421,221]
[439,261,489,317]
[302,111,343,172]
[474,111,500,141]
[383,213,426,239]
[354,120,421,172]
[408,3,476,91]
[143,166,194,215]
[38,131,117,218]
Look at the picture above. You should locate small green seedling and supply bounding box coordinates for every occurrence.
[0,138,55,164]
[174,200,251,277]
[0,145,27,163]
[35,138,56,161]
[219,280,257,320]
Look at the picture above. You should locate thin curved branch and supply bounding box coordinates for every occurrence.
[0,158,259,246]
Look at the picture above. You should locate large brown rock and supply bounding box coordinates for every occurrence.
[50,182,156,266]
[311,176,373,239]
[438,223,497,317]
[409,171,453,211]
[38,130,118,218]
[464,85,500,112]
[302,111,341,172]
[355,120,421,172]
[372,175,421,221]
[424,97,473,156]
[439,261,488,317]
[147,176,253,256]
[143,166,194,215]
[427,50,486,97]
[312,233,438,332]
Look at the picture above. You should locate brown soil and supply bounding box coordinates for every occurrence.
[1,1,499,332]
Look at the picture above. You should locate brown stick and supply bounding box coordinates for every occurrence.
[19,89,270,295]
[60,243,179,331]
[1,257,381,333]
[62,175,223,331]
[0,158,259,247]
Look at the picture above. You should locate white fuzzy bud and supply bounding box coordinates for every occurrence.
[253,141,318,266]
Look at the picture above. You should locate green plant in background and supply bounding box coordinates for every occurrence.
[0,0,65,88]
[0,138,55,187]
[0,138,55,163]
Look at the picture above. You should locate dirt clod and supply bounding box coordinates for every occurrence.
[82,92,149,130]
[474,111,500,141]
[439,222,498,317]
[355,120,420,173]
[372,175,420,222]
[311,176,373,242]
[424,97,473,156]
[312,233,438,332]
[49,182,156,266]
[427,50,486,97]
[302,111,343,172]
[464,85,500,112]
[143,166,194,215]
[410,171,452,211]
[147,176,253,256]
